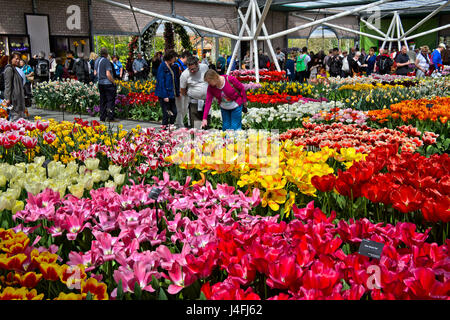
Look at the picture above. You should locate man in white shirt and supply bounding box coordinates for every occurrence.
[180,56,209,128]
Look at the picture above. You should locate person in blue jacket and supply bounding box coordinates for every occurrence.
[285,52,296,81]
[431,43,446,72]
[155,50,179,126]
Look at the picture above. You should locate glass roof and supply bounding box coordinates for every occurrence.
[280,0,450,13]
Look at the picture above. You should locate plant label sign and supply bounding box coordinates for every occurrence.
[358,239,384,259]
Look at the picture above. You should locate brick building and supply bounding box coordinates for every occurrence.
[0,0,361,61]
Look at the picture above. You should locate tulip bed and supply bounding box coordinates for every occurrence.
[1,74,449,300]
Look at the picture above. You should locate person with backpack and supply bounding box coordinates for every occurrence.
[73,53,90,84]
[3,52,26,121]
[216,54,227,75]
[296,47,311,83]
[201,69,247,131]
[374,48,393,75]
[34,51,50,83]
[327,48,343,78]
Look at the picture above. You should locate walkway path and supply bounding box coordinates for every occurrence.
[27,106,161,131]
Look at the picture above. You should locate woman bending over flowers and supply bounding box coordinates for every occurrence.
[201,69,247,130]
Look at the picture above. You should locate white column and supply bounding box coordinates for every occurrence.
[381,15,395,50]
[250,0,259,82]
[253,0,280,71]
[226,4,252,75]
[395,12,401,51]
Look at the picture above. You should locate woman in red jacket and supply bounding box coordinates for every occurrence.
[201,69,247,130]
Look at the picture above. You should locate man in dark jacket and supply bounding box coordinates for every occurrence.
[327,48,343,77]
[155,50,179,126]
[73,53,90,83]
[94,47,117,122]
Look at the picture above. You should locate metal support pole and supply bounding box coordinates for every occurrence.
[201,37,204,60]
[381,15,395,50]
[395,12,401,51]
[227,4,252,75]
[399,0,450,40]
[254,0,273,39]
[97,0,241,40]
[251,0,260,82]
[266,0,395,40]
[293,13,392,42]
[215,37,219,62]
[404,24,450,41]
[253,0,280,71]
[239,8,254,69]
[360,18,388,38]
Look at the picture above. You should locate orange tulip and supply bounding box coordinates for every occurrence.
[81,278,109,300]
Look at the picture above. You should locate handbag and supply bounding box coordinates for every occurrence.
[225,76,248,113]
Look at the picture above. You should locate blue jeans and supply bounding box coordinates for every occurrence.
[221,105,243,131]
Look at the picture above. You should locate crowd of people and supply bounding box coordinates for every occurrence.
[0,42,448,129]
[277,43,448,83]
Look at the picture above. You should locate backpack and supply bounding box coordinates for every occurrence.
[75,59,89,79]
[329,56,342,75]
[379,55,392,74]
[296,54,307,72]
[35,59,49,77]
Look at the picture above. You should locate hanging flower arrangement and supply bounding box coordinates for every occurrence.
[164,22,175,52]
[173,23,193,52]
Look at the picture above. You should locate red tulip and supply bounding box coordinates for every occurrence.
[390,185,424,213]
[36,120,49,131]
[43,131,56,144]
[21,136,37,149]
[311,174,336,192]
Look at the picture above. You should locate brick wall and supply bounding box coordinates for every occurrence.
[0,0,33,34]
[36,0,90,36]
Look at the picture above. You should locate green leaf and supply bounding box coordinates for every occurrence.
[199,291,207,300]
[117,279,124,300]
[159,288,168,300]
[86,291,93,300]
[134,281,142,300]
[341,279,351,291]
[151,275,160,290]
